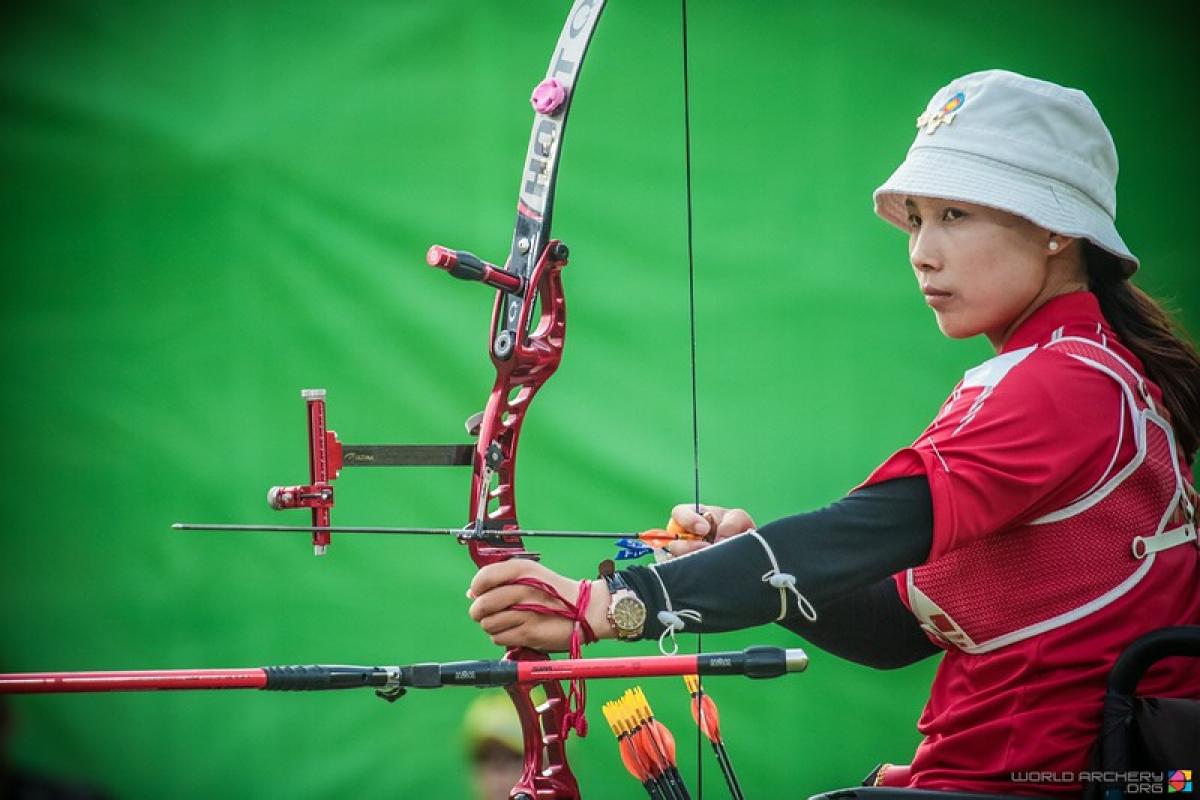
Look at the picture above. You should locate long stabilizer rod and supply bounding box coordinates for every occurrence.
[0,646,807,702]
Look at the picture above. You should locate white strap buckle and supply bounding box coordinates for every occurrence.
[1132,523,1198,559]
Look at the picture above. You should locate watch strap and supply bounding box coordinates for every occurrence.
[598,558,630,593]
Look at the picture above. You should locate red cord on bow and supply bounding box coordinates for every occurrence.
[509,576,596,738]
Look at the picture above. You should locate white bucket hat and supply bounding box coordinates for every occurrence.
[873,69,1139,276]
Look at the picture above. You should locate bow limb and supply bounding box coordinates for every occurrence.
[446,2,608,798]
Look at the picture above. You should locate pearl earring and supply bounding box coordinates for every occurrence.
[1048,240,1060,251]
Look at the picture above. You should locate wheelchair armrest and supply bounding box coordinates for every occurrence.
[1107,625,1200,696]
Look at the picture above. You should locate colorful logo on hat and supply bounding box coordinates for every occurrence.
[917,91,966,135]
[1168,770,1192,793]
[941,92,965,115]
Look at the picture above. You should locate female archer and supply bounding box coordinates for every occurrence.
[466,70,1200,796]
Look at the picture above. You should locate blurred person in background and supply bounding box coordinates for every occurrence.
[463,690,524,800]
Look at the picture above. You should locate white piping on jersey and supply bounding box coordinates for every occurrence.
[947,411,1181,655]
[1030,337,1189,532]
[957,554,1157,654]
[921,345,1036,443]
[926,437,951,473]
[1029,337,1164,525]
[951,385,995,437]
[1029,377,1144,523]
[1057,335,1158,412]
[1068,389,1127,505]
[940,386,965,423]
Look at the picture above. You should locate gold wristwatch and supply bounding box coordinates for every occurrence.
[599,560,646,641]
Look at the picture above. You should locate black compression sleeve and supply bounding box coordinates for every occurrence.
[621,476,939,666]
[779,577,939,668]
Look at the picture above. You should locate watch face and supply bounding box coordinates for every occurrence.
[612,595,647,630]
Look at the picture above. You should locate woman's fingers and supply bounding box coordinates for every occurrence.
[489,615,575,651]
[467,559,547,603]
[473,593,579,651]
[667,503,756,549]
[670,503,720,537]
[468,582,547,624]
[477,608,532,638]
[715,508,756,539]
[666,539,711,557]
[477,606,574,650]
[467,560,601,651]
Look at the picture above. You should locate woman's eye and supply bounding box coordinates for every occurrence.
[907,214,922,229]
[942,207,965,221]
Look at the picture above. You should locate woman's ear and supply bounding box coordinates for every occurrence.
[1046,235,1089,288]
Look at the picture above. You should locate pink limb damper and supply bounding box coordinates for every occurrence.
[531,78,567,115]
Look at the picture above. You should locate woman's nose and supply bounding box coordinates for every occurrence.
[909,229,941,272]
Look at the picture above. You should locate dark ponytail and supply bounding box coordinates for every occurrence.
[1086,243,1200,465]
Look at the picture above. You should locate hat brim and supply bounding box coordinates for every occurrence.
[874,147,1138,276]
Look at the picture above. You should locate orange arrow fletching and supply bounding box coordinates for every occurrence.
[636,514,716,549]
[637,528,703,548]
[618,736,648,782]
[684,676,744,799]
[694,692,722,743]
[683,674,723,743]
[665,518,691,536]
[630,687,677,764]
[628,714,662,774]
[649,717,677,763]
[604,700,652,784]
[621,690,666,775]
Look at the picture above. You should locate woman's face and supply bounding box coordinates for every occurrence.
[904,196,1070,350]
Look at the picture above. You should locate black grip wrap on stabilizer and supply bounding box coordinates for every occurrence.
[696,646,787,679]
[405,663,444,689]
[741,645,788,679]
[440,659,519,687]
[398,662,520,690]
[448,251,486,282]
[404,660,519,688]
[262,665,382,692]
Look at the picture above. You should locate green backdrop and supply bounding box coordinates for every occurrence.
[2,2,1196,798]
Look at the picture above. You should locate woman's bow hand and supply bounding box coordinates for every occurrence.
[467,560,614,651]
[667,503,756,556]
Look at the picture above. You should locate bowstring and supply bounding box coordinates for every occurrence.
[679,0,704,797]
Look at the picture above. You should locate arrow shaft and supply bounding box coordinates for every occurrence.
[711,741,744,800]
[171,522,699,542]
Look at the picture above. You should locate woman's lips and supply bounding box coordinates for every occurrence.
[923,287,952,308]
